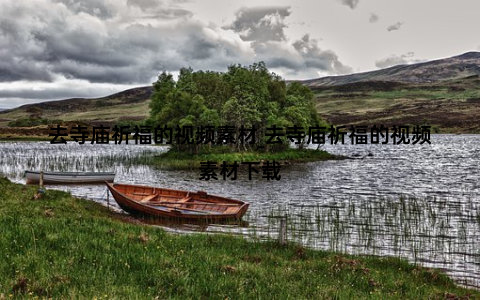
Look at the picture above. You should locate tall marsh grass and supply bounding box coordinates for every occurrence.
[246,195,480,288]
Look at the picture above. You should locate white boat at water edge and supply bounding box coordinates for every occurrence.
[24,170,115,184]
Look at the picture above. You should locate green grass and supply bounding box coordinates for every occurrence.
[0,101,150,127]
[0,177,478,298]
[60,102,150,123]
[149,148,340,169]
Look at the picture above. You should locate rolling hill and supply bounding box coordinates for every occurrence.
[1,51,479,134]
[301,51,480,133]
[311,75,480,133]
[0,86,153,127]
[302,52,480,88]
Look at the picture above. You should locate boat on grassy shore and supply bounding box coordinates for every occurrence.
[106,182,249,222]
[25,170,115,184]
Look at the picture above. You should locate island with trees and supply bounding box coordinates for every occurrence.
[148,62,339,168]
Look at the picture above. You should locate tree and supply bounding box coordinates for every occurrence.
[149,72,175,119]
[149,63,329,153]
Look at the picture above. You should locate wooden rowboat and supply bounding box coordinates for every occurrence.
[106,182,249,221]
[25,170,115,184]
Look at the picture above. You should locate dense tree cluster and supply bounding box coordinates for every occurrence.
[149,62,328,153]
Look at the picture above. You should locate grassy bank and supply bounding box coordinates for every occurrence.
[0,178,478,298]
[150,148,340,169]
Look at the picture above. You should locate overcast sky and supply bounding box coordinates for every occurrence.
[1,0,479,108]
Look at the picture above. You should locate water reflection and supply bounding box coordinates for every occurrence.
[0,135,478,288]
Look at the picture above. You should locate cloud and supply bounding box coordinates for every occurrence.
[369,13,379,23]
[126,0,193,18]
[337,0,360,9]
[387,22,404,32]
[0,0,352,107]
[0,0,255,85]
[127,0,160,11]
[225,6,291,42]
[375,52,424,68]
[227,8,352,77]
[290,35,352,75]
[52,0,114,19]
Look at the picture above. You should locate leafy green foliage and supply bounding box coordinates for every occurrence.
[149,63,329,153]
[149,72,176,118]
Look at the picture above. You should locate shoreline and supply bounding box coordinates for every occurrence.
[147,148,343,169]
[0,131,479,143]
[0,177,478,297]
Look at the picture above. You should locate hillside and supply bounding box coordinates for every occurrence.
[311,75,480,133]
[1,52,479,134]
[302,52,480,88]
[0,86,152,127]
[301,52,480,133]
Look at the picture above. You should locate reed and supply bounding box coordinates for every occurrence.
[249,194,480,288]
[2,177,478,298]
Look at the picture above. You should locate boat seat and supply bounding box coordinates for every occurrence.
[225,207,239,214]
[141,194,157,202]
[133,192,151,196]
[178,197,192,203]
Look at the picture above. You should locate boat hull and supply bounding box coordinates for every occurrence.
[25,171,115,184]
[106,182,249,222]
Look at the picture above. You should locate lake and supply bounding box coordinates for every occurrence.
[0,135,479,288]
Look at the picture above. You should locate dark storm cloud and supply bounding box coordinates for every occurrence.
[375,52,423,68]
[0,0,351,94]
[0,16,55,82]
[387,22,404,32]
[226,6,291,42]
[0,0,252,85]
[0,58,54,82]
[0,1,136,83]
[31,27,134,68]
[179,35,223,61]
[338,0,359,9]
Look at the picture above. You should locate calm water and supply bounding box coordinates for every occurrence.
[0,135,479,288]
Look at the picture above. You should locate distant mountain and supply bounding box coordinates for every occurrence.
[301,52,480,88]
